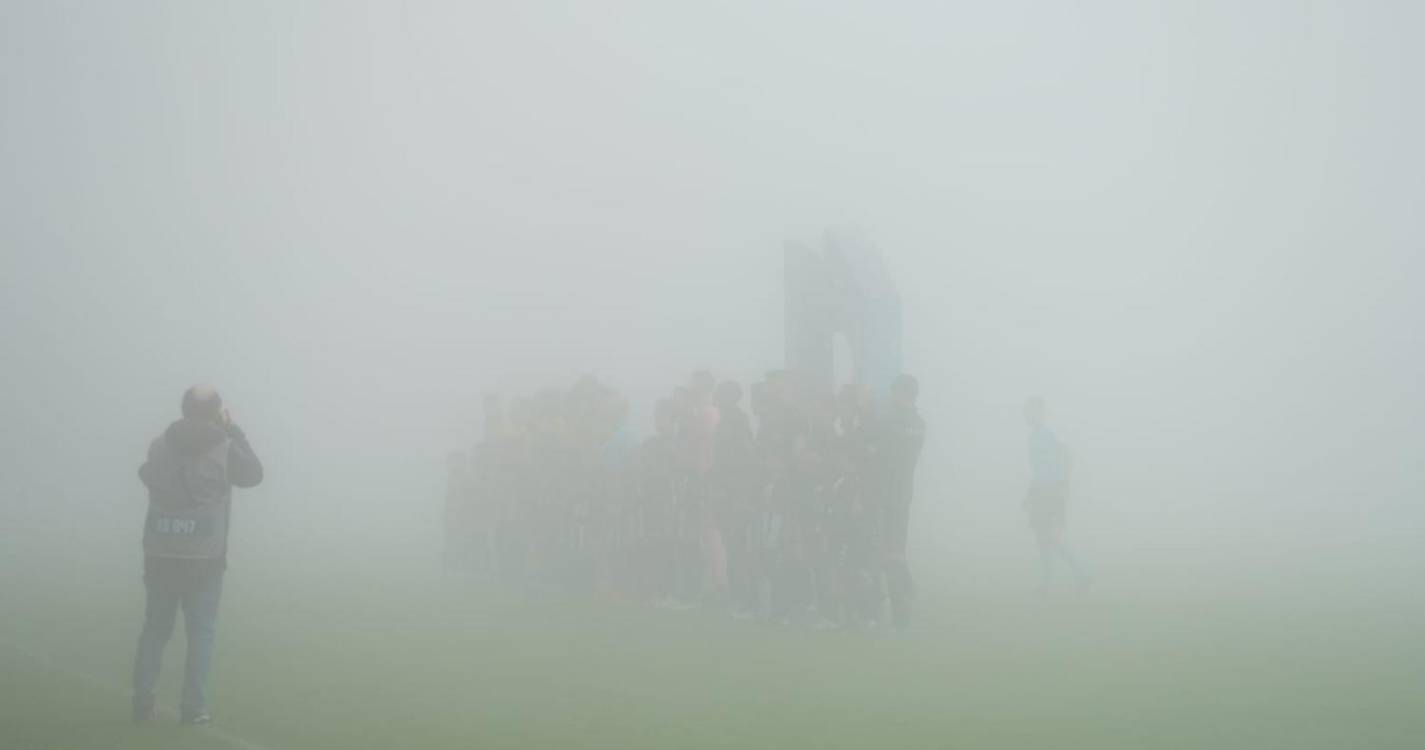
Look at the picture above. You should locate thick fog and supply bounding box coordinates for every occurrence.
[1,2,1422,744]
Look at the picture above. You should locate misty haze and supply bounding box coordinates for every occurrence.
[2,2,1422,749]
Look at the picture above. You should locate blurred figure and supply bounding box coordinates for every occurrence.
[132,385,263,725]
[471,395,506,577]
[827,384,879,629]
[494,398,535,584]
[447,395,505,578]
[712,381,758,617]
[1023,396,1088,592]
[639,398,685,604]
[877,374,925,630]
[528,387,575,586]
[797,394,840,628]
[682,370,721,477]
[681,371,726,605]
[592,388,635,594]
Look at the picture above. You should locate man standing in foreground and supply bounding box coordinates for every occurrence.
[133,385,263,725]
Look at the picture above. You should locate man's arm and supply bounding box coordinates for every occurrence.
[137,438,163,490]
[224,423,264,489]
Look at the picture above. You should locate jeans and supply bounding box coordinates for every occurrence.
[131,560,224,717]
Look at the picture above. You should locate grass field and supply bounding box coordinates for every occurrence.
[2,566,1421,750]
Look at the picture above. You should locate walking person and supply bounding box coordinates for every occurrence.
[132,385,263,725]
[1022,396,1088,592]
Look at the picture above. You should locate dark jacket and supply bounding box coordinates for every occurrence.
[875,405,925,506]
[139,417,263,573]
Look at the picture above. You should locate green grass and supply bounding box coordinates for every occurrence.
[2,568,1421,749]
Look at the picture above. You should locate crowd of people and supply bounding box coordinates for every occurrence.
[128,378,1083,726]
[443,369,927,631]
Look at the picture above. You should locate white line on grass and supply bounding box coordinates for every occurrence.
[0,639,278,750]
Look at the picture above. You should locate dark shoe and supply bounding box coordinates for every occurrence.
[132,704,156,724]
[180,710,212,726]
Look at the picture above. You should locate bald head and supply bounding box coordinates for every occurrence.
[181,385,223,422]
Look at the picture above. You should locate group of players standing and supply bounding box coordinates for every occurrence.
[445,369,926,631]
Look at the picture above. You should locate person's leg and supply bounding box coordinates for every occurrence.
[178,567,224,720]
[770,557,789,620]
[1052,538,1089,587]
[1035,532,1055,590]
[855,564,879,625]
[683,537,704,603]
[653,535,673,600]
[883,500,914,628]
[755,566,772,621]
[700,519,728,600]
[676,507,702,603]
[1038,486,1076,591]
[811,534,841,625]
[132,569,181,716]
[837,540,868,627]
[777,549,815,624]
[725,518,748,614]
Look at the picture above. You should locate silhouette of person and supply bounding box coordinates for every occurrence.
[878,374,925,629]
[133,385,263,725]
[1023,396,1088,592]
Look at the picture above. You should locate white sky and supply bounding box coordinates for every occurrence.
[3,1,1421,581]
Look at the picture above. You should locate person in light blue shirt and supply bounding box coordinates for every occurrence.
[1023,396,1088,592]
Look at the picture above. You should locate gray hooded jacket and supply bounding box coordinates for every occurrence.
[139,417,263,563]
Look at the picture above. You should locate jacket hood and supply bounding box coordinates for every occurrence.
[164,417,228,458]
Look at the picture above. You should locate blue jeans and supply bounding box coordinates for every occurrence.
[131,561,224,717]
